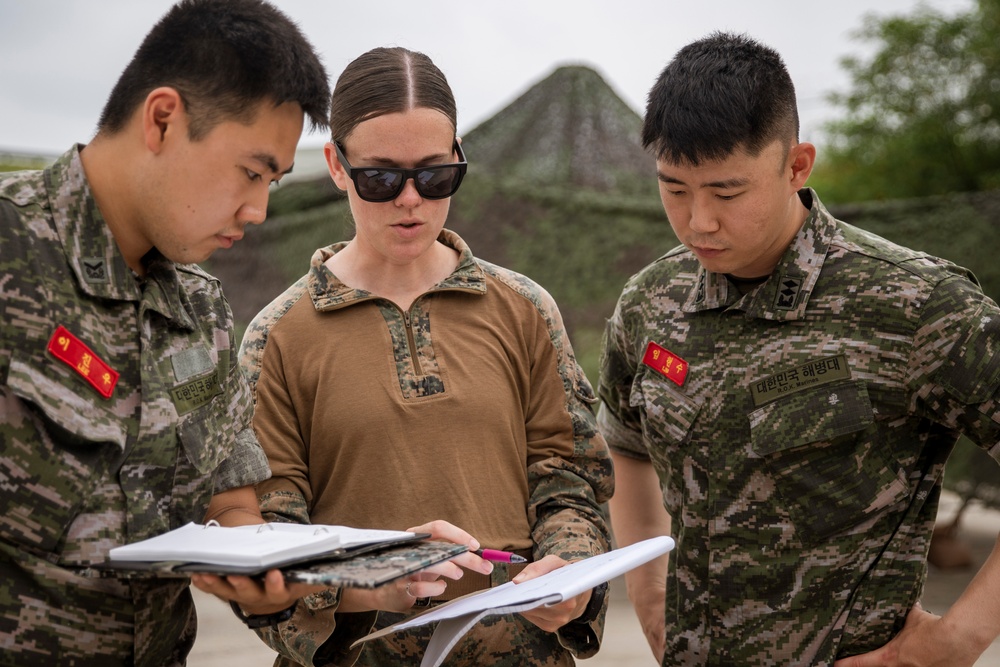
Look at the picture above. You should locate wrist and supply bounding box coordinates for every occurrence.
[939,611,996,658]
[629,580,666,610]
[572,581,609,625]
[229,599,297,628]
[337,586,378,613]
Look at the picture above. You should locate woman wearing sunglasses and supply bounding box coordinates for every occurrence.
[238,47,613,667]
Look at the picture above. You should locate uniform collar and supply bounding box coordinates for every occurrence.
[44,145,194,329]
[683,188,836,321]
[307,228,487,311]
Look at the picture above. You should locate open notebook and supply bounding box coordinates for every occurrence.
[102,521,465,585]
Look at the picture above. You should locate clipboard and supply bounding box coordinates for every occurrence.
[99,521,466,587]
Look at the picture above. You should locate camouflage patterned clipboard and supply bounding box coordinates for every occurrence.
[282,541,468,588]
[97,540,467,588]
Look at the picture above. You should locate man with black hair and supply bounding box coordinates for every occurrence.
[599,31,1000,666]
[0,1,331,664]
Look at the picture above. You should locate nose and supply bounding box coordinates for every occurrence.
[688,197,720,234]
[240,188,270,226]
[394,177,423,207]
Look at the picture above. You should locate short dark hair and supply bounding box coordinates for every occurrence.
[642,32,799,165]
[98,0,330,139]
[329,47,457,144]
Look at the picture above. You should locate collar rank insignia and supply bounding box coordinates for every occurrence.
[81,257,108,283]
[642,341,689,387]
[47,325,119,399]
[774,274,802,310]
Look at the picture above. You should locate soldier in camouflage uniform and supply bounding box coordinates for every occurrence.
[238,47,614,666]
[598,32,1000,667]
[0,2,331,665]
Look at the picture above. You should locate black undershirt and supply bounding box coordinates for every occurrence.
[727,274,769,296]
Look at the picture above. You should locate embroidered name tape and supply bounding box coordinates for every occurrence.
[749,354,851,407]
[642,341,688,387]
[47,325,119,399]
[170,372,222,415]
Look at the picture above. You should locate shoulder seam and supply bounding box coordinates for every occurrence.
[477,259,554,313]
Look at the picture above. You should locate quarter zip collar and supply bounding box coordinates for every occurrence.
[307,228,487,312]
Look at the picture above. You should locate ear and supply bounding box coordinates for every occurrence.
[324,142,350,192]
[787,141,816,190]
[142,87,186,154]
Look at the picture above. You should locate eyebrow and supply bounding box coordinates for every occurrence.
[354,146,456,168]
[658,173,750,189]
[252,152,295,176]
[372,155,451,168]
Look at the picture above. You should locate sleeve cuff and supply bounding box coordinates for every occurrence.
[213,427,271,493]
[596,403,649,461]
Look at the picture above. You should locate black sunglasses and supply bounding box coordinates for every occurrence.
[334,141,467,203]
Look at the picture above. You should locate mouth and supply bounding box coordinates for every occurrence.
[691,245,725,257]
[216,233,243,248]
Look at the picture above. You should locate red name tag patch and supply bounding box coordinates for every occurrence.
[642,341,688,387]
[47,325,119,399]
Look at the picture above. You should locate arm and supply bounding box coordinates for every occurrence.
[609,449,671,664]
[596,293,672,662]
[192,354,312,615]
[834,274,1000,665]
[192,486,326,618]
[230,313,359,666]
[204,484,264,526]
[834,534,1000,666]
[516,286,614,654]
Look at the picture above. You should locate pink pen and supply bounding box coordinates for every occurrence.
[473,548,527,564]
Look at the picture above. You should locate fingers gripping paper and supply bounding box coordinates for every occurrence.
[354,536,676,667]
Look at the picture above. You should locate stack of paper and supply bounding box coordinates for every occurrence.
[107,522,424,572]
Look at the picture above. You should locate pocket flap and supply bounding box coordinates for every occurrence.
[7,353,127,449]
[750,379,874,456]
[631,368,702,445]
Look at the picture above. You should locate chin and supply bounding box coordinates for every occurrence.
[173,247,215,265]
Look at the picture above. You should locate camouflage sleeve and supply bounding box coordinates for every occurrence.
[238,276,308,405]
[251,489,376,667]
[214,327,271,493]
[596,288,650,461]
[596,403,649,461]
[519,284,614,657]
[911,273,1000,454]
[212,427,270,493]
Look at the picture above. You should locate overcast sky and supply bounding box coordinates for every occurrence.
[0,0,973,156]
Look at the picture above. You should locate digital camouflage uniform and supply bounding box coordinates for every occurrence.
[0,146,270,666]
[239,230,613,667]
[597,189,1000,666]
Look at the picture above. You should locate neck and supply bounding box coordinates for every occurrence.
[727,191,811,280]
[79,135,151,276]
[325,239,460,311]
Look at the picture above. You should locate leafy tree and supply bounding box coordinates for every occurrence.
[811,0,1000,203]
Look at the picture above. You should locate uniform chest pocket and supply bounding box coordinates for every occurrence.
[632,370,702,514]
[176,392,233,476]
[749,379,909,546]
[1,354,128,551]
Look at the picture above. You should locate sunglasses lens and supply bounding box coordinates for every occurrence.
[355,169,404,202]
[416,166,462,199]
